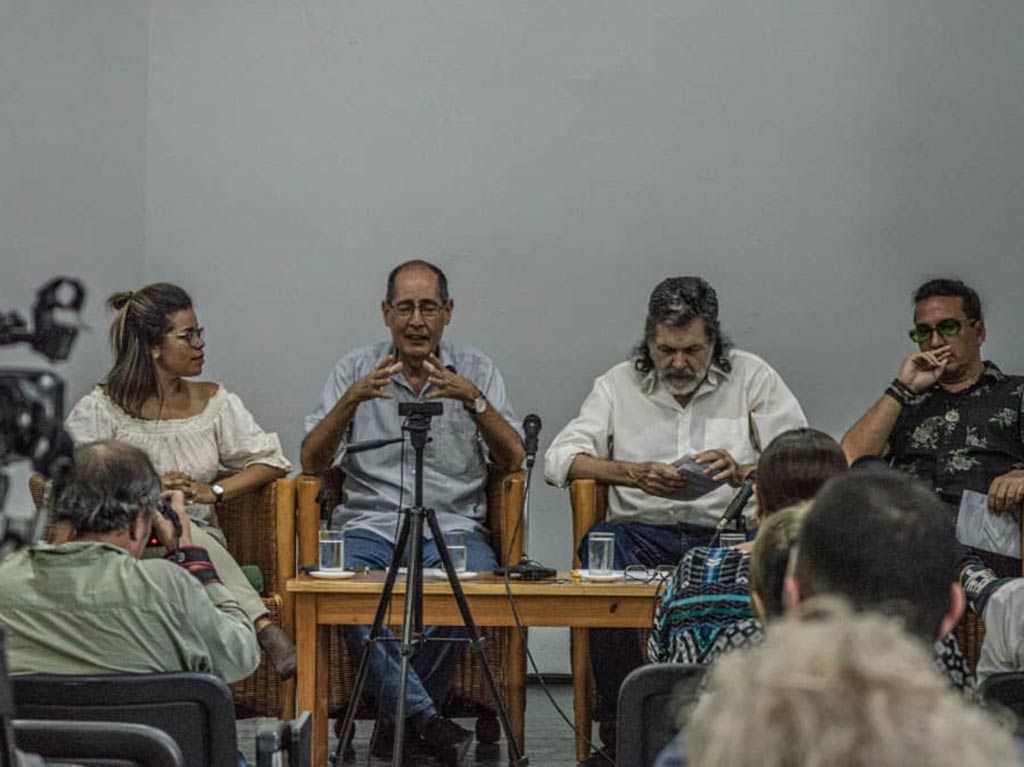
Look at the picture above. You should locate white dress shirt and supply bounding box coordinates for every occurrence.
[544,349,807,528]
[977,579,1024,683]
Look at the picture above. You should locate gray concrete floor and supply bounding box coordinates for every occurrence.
[238,682,585,767]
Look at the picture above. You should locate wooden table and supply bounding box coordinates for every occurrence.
[287,571,661,765]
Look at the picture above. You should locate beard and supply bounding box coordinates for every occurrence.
[657,364,709,396]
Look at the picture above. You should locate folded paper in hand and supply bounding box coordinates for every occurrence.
[668,456,727,501]
[955,490,1021,559]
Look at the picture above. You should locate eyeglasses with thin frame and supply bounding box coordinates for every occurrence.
[908,318,975,344]
[624,564,676,583]
[389,300,444,320]
[172,327,205,347]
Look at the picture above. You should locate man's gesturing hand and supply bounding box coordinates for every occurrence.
[988,469,1024,515]
[693,448,743,486]
[626,462,688,497]
[344,355,404,405]
[423,354,479,405]
[897,347,951,394]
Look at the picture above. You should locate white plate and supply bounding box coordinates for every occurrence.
[309,570,356,580]
[398,567,477,579]
[578,569,625,582]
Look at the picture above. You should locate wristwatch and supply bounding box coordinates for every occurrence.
[464,393,488,416]
[210,483,226,504]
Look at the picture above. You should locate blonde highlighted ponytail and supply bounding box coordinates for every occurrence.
[103,283,193,416]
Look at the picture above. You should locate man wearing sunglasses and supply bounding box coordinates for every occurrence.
[842,279,1024,573]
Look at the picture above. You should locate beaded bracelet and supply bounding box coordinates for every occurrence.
[884,379,915,407]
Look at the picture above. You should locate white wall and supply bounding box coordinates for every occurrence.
[0,0,148,517]
[4,0,1021,674]
[143,0,1024,671]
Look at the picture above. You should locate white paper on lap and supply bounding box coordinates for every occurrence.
[956,490,1021,559]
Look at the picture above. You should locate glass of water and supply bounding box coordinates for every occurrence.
[319,529,345,572]
[588,532,616,575]
[445,531,468,573]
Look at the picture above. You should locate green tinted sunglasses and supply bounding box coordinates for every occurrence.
[908,318,974,344]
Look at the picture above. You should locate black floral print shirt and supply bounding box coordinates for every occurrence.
[889,362,1024,513]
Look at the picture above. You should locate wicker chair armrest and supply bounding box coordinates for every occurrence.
[487,469,525,567]
[216,478,296,596]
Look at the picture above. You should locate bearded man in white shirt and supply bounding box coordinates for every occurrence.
[545,275,807,766]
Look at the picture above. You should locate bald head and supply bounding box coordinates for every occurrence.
[54,440,162,536]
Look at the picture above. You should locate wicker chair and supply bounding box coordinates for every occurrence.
[28,472,297,720]
[295,466,525,749]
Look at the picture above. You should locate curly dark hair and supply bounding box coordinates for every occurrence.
[631,276,732,374]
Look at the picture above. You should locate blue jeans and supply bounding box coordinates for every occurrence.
[342,527,498,721]
[579,521,714,725]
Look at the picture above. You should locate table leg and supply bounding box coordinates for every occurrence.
[296,594,327,767]
[571,627,593,763]
[507,627,527,755]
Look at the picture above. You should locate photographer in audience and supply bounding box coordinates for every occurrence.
[0,440,259,683]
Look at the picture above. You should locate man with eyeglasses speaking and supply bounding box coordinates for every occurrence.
[842,278,1024,574]
[301,259,524,765]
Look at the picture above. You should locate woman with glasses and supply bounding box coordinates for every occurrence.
[65,282,297,679]
[647,428,847,666]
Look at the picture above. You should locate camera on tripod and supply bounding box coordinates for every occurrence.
[397,401,443,418]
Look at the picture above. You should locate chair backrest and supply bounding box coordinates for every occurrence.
[12,673,238,767]
[978,671,1024,735]
[616,663,707,767]
[14,719,184,767]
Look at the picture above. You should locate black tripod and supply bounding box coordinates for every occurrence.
[333,402,528,767]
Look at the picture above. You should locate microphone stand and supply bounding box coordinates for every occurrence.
[332,405,528,767]
[496,448,556,580]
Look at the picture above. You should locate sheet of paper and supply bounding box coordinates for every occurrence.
[955,489,1020,559]
[667,455,727,501]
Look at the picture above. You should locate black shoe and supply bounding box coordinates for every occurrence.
[421,716,474,766]
[369,720,426,760]
[581,749,615,767]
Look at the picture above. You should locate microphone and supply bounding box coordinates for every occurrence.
[715,471,757,533]
[523,414,542,468]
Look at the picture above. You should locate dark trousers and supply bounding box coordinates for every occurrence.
[578,520,715,728]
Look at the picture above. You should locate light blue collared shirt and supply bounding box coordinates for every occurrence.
[305,340,523,542]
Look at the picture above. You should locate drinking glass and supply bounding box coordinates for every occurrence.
[588,532,616,575]
[319,529,345,572]
[445,531,468,573]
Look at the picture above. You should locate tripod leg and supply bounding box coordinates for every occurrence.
[331,516,412,767]
[426,513,529,766]
[391,505,427,766]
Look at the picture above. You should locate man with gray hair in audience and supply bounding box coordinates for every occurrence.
[0,440,260,683]
[545,275,806,765]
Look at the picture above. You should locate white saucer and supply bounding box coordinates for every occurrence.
[310,570,356,580]
[578,569,624,582]
[419,568,477,579]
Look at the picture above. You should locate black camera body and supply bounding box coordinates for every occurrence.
[398,401,443,418]
[146,499,183,549]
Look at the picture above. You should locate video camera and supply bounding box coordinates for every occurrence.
[0,277,85,767]
[0,277,85,549]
